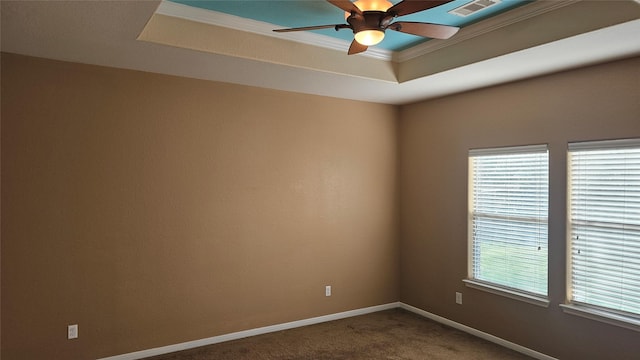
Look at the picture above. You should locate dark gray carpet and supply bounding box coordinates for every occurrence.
[144,308,534,360]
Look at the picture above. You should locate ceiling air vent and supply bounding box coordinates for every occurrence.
[449,0,501,17]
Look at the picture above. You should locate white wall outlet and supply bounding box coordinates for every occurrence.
[68,324,78,339]
[455,292,463,305]
[325,285,331,297]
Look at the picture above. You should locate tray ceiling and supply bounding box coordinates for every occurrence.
[2,1,640,104]
[168,0,532,51]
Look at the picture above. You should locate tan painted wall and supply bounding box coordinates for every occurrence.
[0,53,399,359]
[399,56,640,359]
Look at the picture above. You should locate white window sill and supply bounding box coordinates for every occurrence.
[463,279,550,308]
[560,303,640,332]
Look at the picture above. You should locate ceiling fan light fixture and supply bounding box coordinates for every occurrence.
[354,29,385,46]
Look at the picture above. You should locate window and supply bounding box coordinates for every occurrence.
[565,139,640,328]
[466,145,549,304]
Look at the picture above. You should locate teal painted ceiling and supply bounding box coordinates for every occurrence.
[169,0,532,51]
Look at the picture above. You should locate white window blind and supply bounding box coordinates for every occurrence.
[568,139,640,317]
[469,145,549,296]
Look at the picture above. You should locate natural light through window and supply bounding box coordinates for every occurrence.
[566,139,640,323]
[468,145,549,299]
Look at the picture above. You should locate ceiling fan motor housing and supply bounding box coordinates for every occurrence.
[347,11,394,33]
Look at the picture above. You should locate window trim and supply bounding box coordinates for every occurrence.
[560,303,640,332]
[463,279,550,307]
[467,144,550,303]
[566,137,639,151]
[564,138,640,331]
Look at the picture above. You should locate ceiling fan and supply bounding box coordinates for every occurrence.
[273,0,460,55]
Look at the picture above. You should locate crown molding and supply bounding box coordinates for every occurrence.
[394,0,581,62]
[156,0,580,64]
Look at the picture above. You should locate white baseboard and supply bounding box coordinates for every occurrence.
[97,302,400,360]
[98,301,555,360]
[399,302,557,360]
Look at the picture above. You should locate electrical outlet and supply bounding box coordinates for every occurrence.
[455,292,463,305]
[325,285,332,297]
[68,324,78,339]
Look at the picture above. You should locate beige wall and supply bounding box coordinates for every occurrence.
[0,53,399,359]
[399,56,640,359]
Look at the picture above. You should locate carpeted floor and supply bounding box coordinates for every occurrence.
[143,309,534,360]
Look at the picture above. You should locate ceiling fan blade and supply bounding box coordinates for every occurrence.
[387,0,452,17]
[348,39,368,55]
[389,22,459,39]
[273,24,342,32]
[326,0,362,15]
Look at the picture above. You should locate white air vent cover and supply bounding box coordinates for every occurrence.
[449,0,501,17]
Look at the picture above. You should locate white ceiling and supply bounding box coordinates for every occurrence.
[2,0,639,105]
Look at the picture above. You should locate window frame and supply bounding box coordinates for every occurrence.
[563,138,640,332]
[466,144,550,307]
